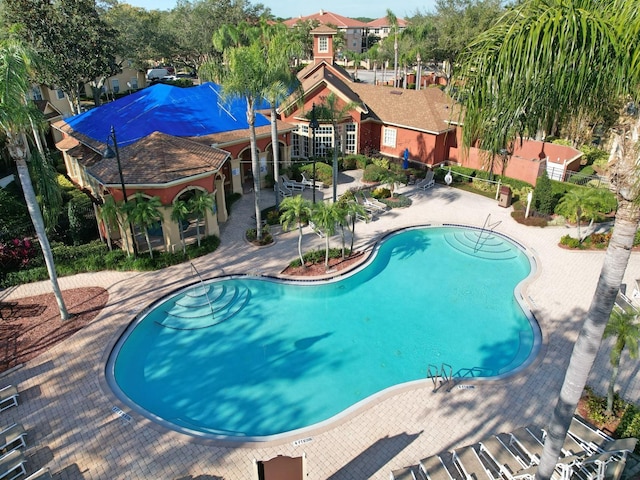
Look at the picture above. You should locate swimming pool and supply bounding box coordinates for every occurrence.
[106,225,540,442]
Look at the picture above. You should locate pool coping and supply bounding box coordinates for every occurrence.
[98,223,548,448]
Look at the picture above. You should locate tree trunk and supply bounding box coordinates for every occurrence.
[270,105,281,210]
[297,222,304,266]
[144,229,153,258]
[607,356,620,415]
[332,123,339,203]
[248,100,262,241]
[14,151,70,321]
[536,197,640,480]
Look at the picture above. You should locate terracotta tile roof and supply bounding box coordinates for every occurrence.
[366,17,408,28]
[87,132,229,186]
[348,84,456,134]
[284,10,368,28]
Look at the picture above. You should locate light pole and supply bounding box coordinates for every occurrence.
[310,103,319,204]
[103,125,137,255]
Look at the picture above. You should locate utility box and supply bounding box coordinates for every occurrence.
[498,186,512,207]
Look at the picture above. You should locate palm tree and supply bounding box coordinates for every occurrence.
[603,306,639,415]
[338,194,368,253]
[263,25,302,210]
[315,92,360,202]
[220,41,270,241]
[188,190,214,247]
[128,193,162,258]
[279,194,312,267]
[456,1,640,478]
[98,196,118,252]
[386,9,399,88]
[311,201,339,270]
[0,39,69,320]
[171,199,190,254]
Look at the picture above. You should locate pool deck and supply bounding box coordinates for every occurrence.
[1,171,639,480]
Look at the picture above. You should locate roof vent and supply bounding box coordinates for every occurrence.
[390,90,403,95]
[319,9,324,15]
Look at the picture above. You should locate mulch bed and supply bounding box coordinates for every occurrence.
[281,251,366,277]
[0,287,108,373]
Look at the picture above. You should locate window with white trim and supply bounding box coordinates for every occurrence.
[318,36,328,53]
[345,123,357,154]
[56,89,65,100]
[130,78,138,89]
[315,125,333,157]
[111,79,120,93]
[382,127,397,147]
[31,86,43,101]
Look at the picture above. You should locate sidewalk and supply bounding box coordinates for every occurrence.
[1,173,639,480]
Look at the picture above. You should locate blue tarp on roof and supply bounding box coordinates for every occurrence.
[65,82,272,147]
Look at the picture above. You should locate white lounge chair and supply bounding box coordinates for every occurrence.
[275,183,293,199]
[0,424,26,452]
[568,416,614,453]
[417,171,435,190]
[280,175,305,191]
[0,386,18,413]
[300,172,318,188]
[0,449,27,480]
[390,467,417,479]
[361,191,388,212]
[453,445,493,480]
[419,454,454,480]
[480,436,528,476]
[24,468,52,480]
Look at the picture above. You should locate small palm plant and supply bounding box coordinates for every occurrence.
[188,191,214,247]
[128,193,162,258]
[280,195,312,267]
[603,305,640,415]
[311,201,340,270]
[171,199,191,254]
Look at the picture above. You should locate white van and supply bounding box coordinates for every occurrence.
[146,68,169,82]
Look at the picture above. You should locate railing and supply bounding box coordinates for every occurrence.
[427,363,453,392]
[190,263,214,315]
[474,214,501,253]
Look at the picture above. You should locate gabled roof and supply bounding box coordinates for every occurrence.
[349,84,456,134]
[283,10,368,28]
[55,82,271,148]
[367,17,408,28]
[84,132,230,186]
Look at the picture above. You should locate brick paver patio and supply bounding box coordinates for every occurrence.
[1,172,639,479]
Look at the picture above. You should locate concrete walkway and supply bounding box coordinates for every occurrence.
[1,172,639,480]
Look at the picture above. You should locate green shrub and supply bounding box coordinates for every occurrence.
[371,157,390,170]
[380,194,412,208]
[300,161,332,186]
[289,248,347,268]
[511,209,549,227]
[616,403,640,453]
[67,195,98,245]
[560,234,581,248]
[372,187,391,199]
[533,171,554,214]
[341,155,358,170]
[362,163,388,183]
[246,226,273,245]
[355,155,370,170]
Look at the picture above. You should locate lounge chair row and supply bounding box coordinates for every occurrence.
[391,416,636,480]
[0,385,52,480]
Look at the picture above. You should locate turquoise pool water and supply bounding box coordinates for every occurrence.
[107,226,539,440]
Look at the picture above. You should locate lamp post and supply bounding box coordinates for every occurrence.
[103,125,137,255]
[310,103,320,204]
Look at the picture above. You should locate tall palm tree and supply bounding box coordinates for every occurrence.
[456,1,640,478]
[337,193,368,254]
[315,92,360,202]
[279,194,312,267]
[188,190,214,247]
[0,39,69,320]
[264,26,302,210]
[171,199,190,254]
[220,41,270,241]
[386,9,399,88]
[128,193,162,258]
[311,201,339,270]
[603,306,639,415]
